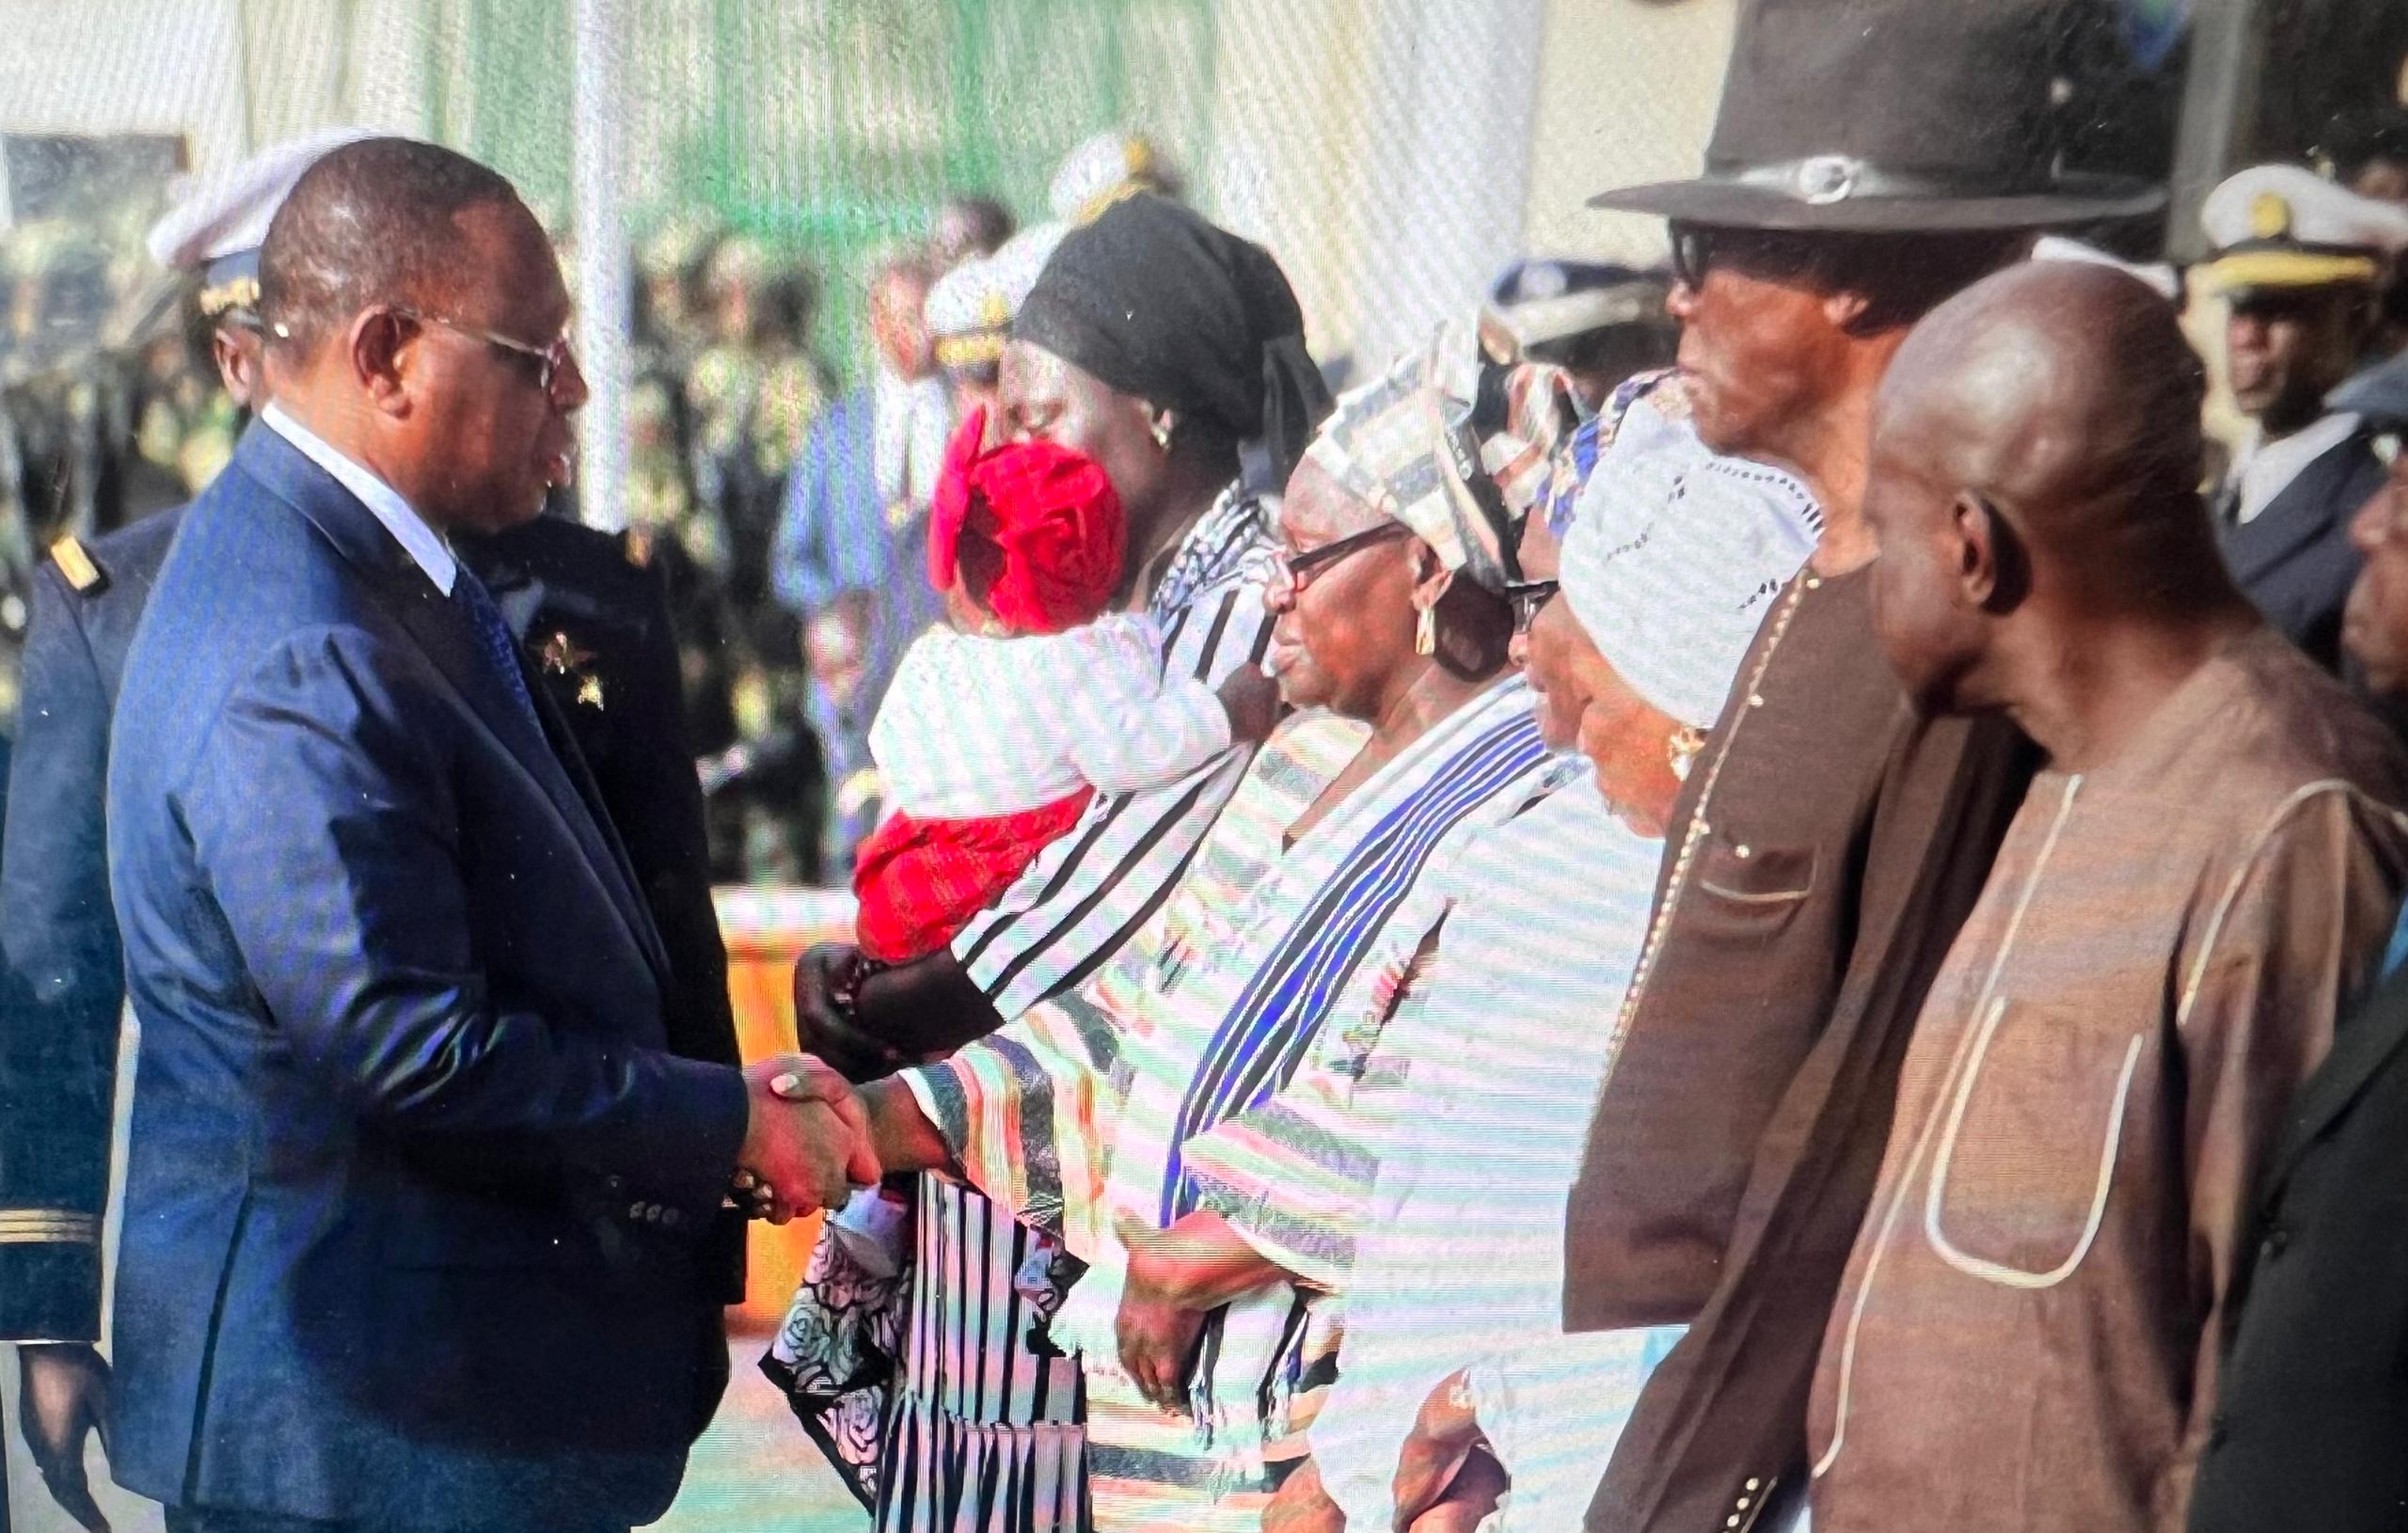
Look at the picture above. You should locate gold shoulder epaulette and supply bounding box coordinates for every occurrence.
[48,536,103,593]
[622,527,653,569]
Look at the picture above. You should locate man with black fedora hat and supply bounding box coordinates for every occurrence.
[1517,3,2163,1531]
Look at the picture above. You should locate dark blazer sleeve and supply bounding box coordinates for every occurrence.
[180,624,749,1222]
[0,562,123,1341]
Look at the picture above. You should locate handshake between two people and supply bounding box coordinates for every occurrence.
[731,1053,882,1223]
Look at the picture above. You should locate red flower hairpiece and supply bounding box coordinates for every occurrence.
[926,408,1126,635]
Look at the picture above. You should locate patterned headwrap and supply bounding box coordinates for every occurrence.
[1559,373,1821,726]
[1300,323,1570,593]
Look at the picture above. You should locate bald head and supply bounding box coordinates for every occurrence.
[260,137,527,353]
[1863,261,2242,723]
[1876,261,2207,545]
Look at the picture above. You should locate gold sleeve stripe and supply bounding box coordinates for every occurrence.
[0,1210,101,1243]
[48,536,103,593]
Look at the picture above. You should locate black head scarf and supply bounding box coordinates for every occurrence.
[1013,193,1332,487]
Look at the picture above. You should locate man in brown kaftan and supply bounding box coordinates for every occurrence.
[1803,261,2408,1532]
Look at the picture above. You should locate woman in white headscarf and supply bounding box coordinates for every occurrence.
[1266,371,1822,1533]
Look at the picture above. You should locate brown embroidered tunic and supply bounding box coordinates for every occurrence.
[1806,629,2408,1533]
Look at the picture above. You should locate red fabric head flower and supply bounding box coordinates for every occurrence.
[927,409,1125,635]
[927,405,989,594]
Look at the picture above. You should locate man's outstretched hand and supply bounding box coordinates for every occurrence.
[737,1054,880,1222]
[20,1342,115,1532]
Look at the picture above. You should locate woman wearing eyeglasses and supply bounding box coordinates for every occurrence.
[831,332,1571,1531]
[1265,370,1821,1533]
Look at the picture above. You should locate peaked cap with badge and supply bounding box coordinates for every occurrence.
[2199,164,2408,672]
[145,125,378,325]
[2202,163,2408,294]
[1482,259,1674,362]
[926,222,1068,378]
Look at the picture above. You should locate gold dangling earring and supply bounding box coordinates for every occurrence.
[1149,414,1175,452]
[1414,604,1436,656]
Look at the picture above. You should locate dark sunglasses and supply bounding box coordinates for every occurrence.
[1504,577,1559,634]
[1669,223,1828,292]
[1275,521,1412,593]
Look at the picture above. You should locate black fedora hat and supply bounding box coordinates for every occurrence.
[1592,0,2165,233]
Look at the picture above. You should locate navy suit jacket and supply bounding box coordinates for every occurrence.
[2191,940,2408,1533]
[106,423,748,1529]
[2220,427,2387,673]
[0,508,746,1350]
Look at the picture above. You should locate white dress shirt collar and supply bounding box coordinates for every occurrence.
[262,403,458,594]
[2233,411,2363,528]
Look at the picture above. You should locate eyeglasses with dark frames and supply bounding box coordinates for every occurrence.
[1668,223,1830,292]
[1503,577,1560,634]
[1271,521,1413,593]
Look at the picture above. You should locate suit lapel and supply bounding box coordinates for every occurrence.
[2220,434,2373,585]
[237,425,673,993]
[514,637,674,983]
[383,584,669,983]
[2263,959,2408,1203]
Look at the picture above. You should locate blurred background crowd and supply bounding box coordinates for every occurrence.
[1,0,2399,891]
[2,139,1159,883]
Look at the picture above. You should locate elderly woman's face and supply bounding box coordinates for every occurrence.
[1523,515,1685,826]
[1528,592,1684,819]
[998,339,1170,519]
[1262,459,1420,719]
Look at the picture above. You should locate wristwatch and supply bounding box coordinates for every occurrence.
[1667,724,1706,782]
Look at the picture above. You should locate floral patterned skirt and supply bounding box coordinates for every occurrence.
[767,1173,1088,1532]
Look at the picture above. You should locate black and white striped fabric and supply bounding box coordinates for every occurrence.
[876,1175,1088,1532]
[869,486,1278,1533]
[951,486,1279,1018]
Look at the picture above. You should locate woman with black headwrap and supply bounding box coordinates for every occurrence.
[772,194,1331,1533]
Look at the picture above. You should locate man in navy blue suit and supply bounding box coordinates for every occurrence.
[103,137,869,1533]
[6,132,756,1533]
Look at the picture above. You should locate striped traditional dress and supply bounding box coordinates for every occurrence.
[772,485,1282,1533]
[910,679,1556,1532]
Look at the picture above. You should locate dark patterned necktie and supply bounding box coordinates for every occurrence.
[453,564,544,736]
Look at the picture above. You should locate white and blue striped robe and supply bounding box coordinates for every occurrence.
[909,678,1555,1532]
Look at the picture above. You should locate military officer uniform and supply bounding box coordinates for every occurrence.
[2203,165,2408,671]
